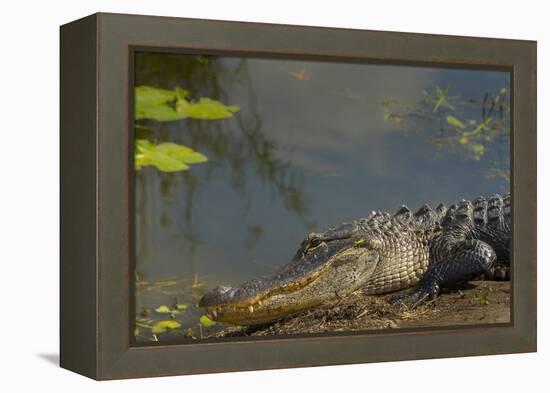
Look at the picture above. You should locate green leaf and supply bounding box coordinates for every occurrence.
[155,305,172,314]
[432,86,454,112]
[199,315,216,327]
[136,86,177,105]
[136,102,185,121]
[446,115,466,129]
[154,142,194,156]
[148,151,190,172]
[470,144,485,155]
[135,85,239,121]
[151,320,182,334]
[179,152,208,164]
[175,304,189,310]
[135,139,208,172]
[175,87,190,100]
[179,98,240,120]
[135,86,183,121]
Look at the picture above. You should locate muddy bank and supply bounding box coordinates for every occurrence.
[207,281,510,338]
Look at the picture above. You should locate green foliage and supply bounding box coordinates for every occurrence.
[151,320,182,334]
[446,115,466,129]
[474,290,490,305]
[135,85,240,121]
[430,86,507,163]
[380,84,509,175]
[176,97,240,120]
[135,139,208,172]
[154,305,172,314]
[199,315,216,327]
[134,85,241,172]
[427,85,455,112]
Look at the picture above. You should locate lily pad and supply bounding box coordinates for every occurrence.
[175,97,240,120]
[199,315,216,327]
[135,85,239,121]
[154,305,172,314]
[135,139,207,172]
[151,320,182,334]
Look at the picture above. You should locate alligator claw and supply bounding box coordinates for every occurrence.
[389,289,435,308]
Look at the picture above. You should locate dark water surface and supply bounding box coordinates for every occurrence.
[134,53,510,341]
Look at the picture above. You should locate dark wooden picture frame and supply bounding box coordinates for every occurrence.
[60,12,536,380]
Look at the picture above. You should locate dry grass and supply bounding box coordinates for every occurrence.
[208,281,511,338]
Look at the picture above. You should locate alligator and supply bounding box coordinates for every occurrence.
[199,193,511,326]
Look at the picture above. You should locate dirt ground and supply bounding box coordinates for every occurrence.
[207,281,510,338]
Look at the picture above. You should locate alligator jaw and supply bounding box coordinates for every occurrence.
[199,237,380,325]
[198,263,334,325]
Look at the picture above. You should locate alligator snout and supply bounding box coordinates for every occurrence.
[198,285,238,308]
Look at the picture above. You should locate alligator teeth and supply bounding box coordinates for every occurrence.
[212,309,218,318]
[248,305,254,313]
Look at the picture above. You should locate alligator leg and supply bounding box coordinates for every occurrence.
[389,239,497,308]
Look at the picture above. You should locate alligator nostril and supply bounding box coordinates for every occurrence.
[199,285,238,308]
[216,285,234,294]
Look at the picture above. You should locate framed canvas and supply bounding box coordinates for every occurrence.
[60,12,537,380]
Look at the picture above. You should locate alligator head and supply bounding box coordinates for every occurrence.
[199,221,385,325]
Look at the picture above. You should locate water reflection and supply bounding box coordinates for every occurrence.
[133,53,509,342]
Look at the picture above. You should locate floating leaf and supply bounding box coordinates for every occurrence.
[136,86,178,105]
[446,115,466,129]
[181,152,208,164]
[470,144,485,157]
[135,86,184,121]
[151,320,182,334]
[174,87,189,100]
[149,151,189,172]
[135,85,239,121]
[176,97,240,120]
[199,315,216,327]
[432,86,454,112]
[471,117,493,135]
[176,304,189,310]
[155,305,172,314]
[135,139,207,172]
[154,143,208,164]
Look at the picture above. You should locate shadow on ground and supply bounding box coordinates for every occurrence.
[38,353,59,366]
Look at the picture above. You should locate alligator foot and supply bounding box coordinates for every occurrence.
[389,284,439,308]
[389,239,497,308]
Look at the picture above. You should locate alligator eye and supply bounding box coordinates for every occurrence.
[305,238,324,253]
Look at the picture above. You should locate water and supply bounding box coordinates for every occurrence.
[133,53,510,342]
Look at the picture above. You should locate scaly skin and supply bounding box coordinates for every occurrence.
[199,194,510,325]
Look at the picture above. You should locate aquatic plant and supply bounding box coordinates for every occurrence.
[134,85,240,172]
[135,139,208,172]
[135,86,240,121]
[199,315,216,327]
[151,320,182,334]
[381,85,510,178]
